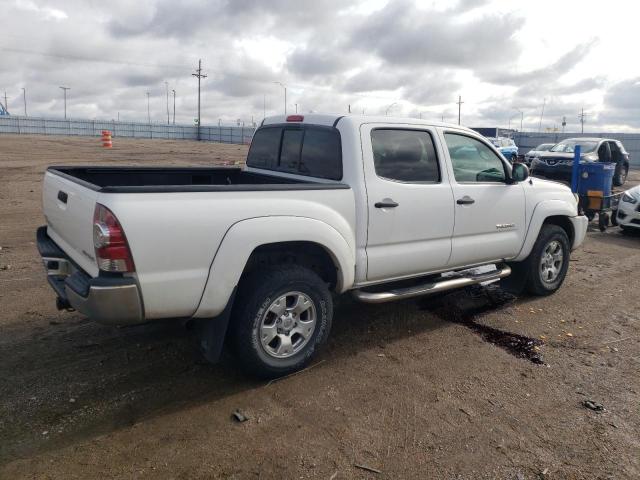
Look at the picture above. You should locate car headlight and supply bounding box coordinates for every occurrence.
[622,193,638,204]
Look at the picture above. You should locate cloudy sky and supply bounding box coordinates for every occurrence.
[2,0,639,131]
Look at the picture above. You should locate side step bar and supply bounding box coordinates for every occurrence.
[352,265,512,304]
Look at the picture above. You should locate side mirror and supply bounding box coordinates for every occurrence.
[511,163,530,183]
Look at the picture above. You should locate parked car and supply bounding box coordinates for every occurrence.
[531,137,630,186]
[524,143,555,166]
[37,114,587,377]
[616,185,640,232]
[487,137,519,162]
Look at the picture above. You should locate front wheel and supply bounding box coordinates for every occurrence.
[523,224,571,296]
[230,265,333,378]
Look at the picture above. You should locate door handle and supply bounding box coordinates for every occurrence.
[375,199,399,208]
[57,191,68,204]
[456,196,475,205]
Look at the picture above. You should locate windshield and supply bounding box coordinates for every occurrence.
[550,140,598,154]
[537,144,554,151]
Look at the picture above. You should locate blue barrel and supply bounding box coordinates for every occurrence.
[577,162,616,198]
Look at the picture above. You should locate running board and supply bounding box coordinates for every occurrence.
[352,265,512,304]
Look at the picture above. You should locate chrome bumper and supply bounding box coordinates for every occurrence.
[37,226,144,325]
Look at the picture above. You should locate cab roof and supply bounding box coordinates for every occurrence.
[261,113,476,133]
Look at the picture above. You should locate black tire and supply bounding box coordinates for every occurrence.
[523,224,571,296]
[599,212,609,232]
[613,163,628,187]
[611,210,619,226]
[230,265,332,378]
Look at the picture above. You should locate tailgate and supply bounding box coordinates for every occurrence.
[43,170,100,277]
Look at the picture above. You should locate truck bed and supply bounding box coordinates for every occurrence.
[48,166,348,193]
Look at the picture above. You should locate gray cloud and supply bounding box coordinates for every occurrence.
[349,0,524,68]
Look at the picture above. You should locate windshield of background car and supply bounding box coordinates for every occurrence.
[550,140,598,154]
[537,144,554,151]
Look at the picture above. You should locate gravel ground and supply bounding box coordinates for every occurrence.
[0,134,639,479]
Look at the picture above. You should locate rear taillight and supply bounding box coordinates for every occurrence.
[286,115,304,122]
[93,203,135,273]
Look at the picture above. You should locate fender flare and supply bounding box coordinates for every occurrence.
[193,216,355,318]
[512,200,577,262]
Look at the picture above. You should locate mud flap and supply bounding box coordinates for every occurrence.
[500,261,527,295]
[194,288,236,364]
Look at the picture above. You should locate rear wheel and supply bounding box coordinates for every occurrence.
[523,224,571,296]
[230,265,332,378]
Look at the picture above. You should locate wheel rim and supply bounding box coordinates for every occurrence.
[539,240,564,284]
[259,291,317,359]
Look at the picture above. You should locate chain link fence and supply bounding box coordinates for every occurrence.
[0,115,256,144]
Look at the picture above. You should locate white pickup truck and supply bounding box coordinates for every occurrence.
[38,114,588,377]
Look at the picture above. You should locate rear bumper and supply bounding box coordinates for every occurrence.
[569,215,588,250]
[37,226,144,325]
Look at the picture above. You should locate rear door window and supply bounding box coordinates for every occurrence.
[371,129,440,182]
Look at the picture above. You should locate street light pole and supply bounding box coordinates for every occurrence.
[165,82,170,125]
[172,89,176,125]
[515,108,524,132]
[59,86,70,119]
[146,91,150,124]
[274,82,286,115]
[21,88,27,116]
[385,102,397,116]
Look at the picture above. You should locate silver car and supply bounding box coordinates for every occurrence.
[524,143,555,166]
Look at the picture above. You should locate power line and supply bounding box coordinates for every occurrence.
[192,59,207,141]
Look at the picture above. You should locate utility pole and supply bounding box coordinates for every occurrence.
[172,89,176,124]
[21,87,27,116]
[273,82,286,115]
[59,86,70,119]
[578,109,589,134]
[295,103,298,114]
[146,91,150,124]
[165,82,170,125]
[3,91,8,114]
[538,97,546,133]
[192,59,207,140]
[456,95,464,125]
[562,116,566,133]
[348,104,351,113]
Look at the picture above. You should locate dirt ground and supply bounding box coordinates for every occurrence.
[1,134,639,480]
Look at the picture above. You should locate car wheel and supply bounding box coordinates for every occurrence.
[230,265,332,378]
[524,224,571,296]
[613,163,628,187]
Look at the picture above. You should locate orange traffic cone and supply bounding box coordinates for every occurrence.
[101,130,112,148]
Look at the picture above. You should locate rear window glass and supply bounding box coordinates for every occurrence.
[247,127,281,167]
[247,126,342,180]
[280,129,303,172]
[300,128,342,179]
